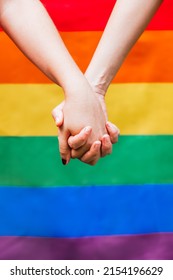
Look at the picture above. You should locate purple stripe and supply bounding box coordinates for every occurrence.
[0,233,173,260]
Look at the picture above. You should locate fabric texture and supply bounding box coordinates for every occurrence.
[0,0,173,259]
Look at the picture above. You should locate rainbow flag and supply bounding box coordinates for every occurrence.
[0,0,173,259]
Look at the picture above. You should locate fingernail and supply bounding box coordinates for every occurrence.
[62,159,67,165]
[84,126,91,133]
[107,121,115,128]
[106,122,120,134]
[94,141,101,148]
[106,121,111,127]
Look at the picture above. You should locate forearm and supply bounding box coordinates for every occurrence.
[0,0,86,97]
[85,0,163,94]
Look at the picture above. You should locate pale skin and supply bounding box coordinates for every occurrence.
[54,0,163,163]
[0,0,118,166]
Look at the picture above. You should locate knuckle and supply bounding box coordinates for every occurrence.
[89,159,98,166]
[67,138,74,149]
[68,141,75,149]
[71,149,82,159]
[59,146,68,157]
[80,133,87,142]
[71,150,77,159]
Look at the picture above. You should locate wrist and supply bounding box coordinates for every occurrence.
[63,76,94,101]
[84,72,107,97]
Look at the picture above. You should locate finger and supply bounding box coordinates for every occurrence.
[58,129,71,165]
[52,101,65,127]
[106,121,120,144]
[68,126,92,149]
[80,141,101,165]
[71,141,91,159]
[101,134,112,157]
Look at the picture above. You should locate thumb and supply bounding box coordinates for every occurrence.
[52,101,65,127]
[58,128,71,165]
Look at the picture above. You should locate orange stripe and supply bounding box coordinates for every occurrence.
[114,30,173,83]
[0,32,50,83]
[0,31,173,83]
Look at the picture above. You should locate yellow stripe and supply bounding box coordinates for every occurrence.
[106,83,173,135]
[0,84,62,136]
[0,83,172,136]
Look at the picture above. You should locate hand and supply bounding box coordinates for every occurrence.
[53,104,119,165]
[53,84,110,165]
[52,91,119,165]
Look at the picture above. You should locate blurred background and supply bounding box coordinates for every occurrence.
[0,0,173,259]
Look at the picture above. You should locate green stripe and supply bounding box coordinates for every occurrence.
[0,136,173,186]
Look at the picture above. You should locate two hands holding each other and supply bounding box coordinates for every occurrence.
[52,81,120,166]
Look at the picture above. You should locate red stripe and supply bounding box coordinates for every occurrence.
[147,0,173,30]
[41,0,115,31]
[1,233,173,260]
[41,0,173,31]
[0,0,172,32]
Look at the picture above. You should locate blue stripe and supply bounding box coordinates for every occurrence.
[0,184,173,237]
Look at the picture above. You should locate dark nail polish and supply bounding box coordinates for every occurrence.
[62,159,67,165]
